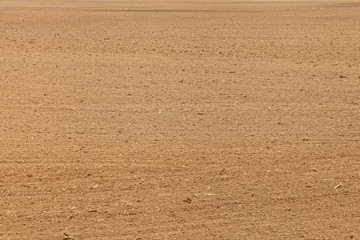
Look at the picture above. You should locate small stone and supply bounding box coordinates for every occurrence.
[63,233,74,240]
[183,197,192,203]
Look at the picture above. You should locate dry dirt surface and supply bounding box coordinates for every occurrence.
[0,0,360,239]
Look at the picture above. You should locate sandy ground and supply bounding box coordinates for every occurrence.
[0,0,360,239]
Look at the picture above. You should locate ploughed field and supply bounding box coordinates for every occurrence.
[0,0,359,239]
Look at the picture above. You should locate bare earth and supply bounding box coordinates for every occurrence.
[0,0,359,239]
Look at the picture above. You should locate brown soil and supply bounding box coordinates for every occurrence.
[0,0,360,239]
